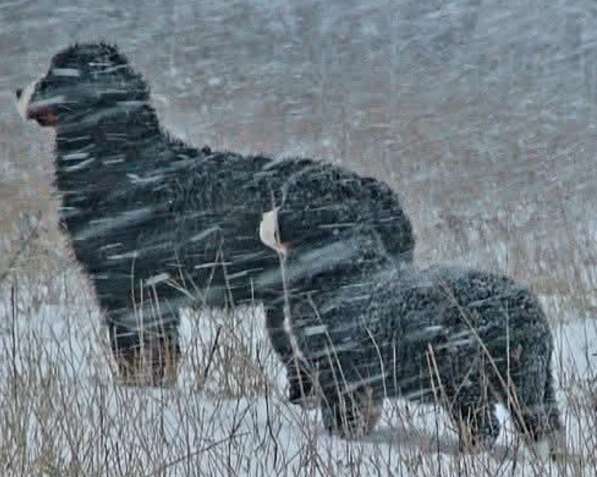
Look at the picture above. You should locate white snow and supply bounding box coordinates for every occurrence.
[4,1,597,474]
[1,278,594,476]
[61,152,89,161]
[51,68,80,77]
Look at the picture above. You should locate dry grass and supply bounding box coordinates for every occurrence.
[1,70,596,474]
[0,180,596,476]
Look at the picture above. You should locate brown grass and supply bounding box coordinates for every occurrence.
[2,88,596,475]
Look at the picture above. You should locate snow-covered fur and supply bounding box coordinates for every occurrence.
[262,206,562,456]
[16,43,414,387]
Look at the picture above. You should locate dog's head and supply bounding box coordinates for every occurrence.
[16,43,149,128]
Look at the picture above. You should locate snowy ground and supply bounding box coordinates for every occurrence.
[0,271,595,476]
[2,1,597,475]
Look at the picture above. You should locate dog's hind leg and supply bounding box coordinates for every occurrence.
[446,397,501,452]
[108,311,181,387]
[505,347,564,459]
[440,372,501,452]
[320,386,383,438]
[543,368,565,444]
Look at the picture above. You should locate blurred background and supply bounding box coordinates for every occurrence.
[1,0,595,316]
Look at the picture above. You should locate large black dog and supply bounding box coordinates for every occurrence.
[16,43,414,392]
[259,177,563,458]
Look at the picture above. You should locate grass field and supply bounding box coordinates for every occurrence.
[2,1,597,474]
[1,142,595,475]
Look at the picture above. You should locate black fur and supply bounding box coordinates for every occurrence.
[267,181,563,456]
[17,43,415,388]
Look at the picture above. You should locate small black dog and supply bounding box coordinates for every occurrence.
[16,43,414,390]
[260,180,563,458]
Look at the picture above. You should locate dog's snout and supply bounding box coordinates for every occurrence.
[16,81,37,121]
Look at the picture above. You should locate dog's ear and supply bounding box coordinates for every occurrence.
[93,44,147,92]
[53,43,130,74]
[98,42,129,68]
[55,43,148,99]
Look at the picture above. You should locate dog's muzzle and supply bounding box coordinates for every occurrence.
[15,80,60,127]
[16,80,37,120]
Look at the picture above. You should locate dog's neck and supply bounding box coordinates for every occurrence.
[54,103,161,155]
[51,103,185,214]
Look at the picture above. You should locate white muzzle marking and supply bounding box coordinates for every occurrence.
[16,80,37,120]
